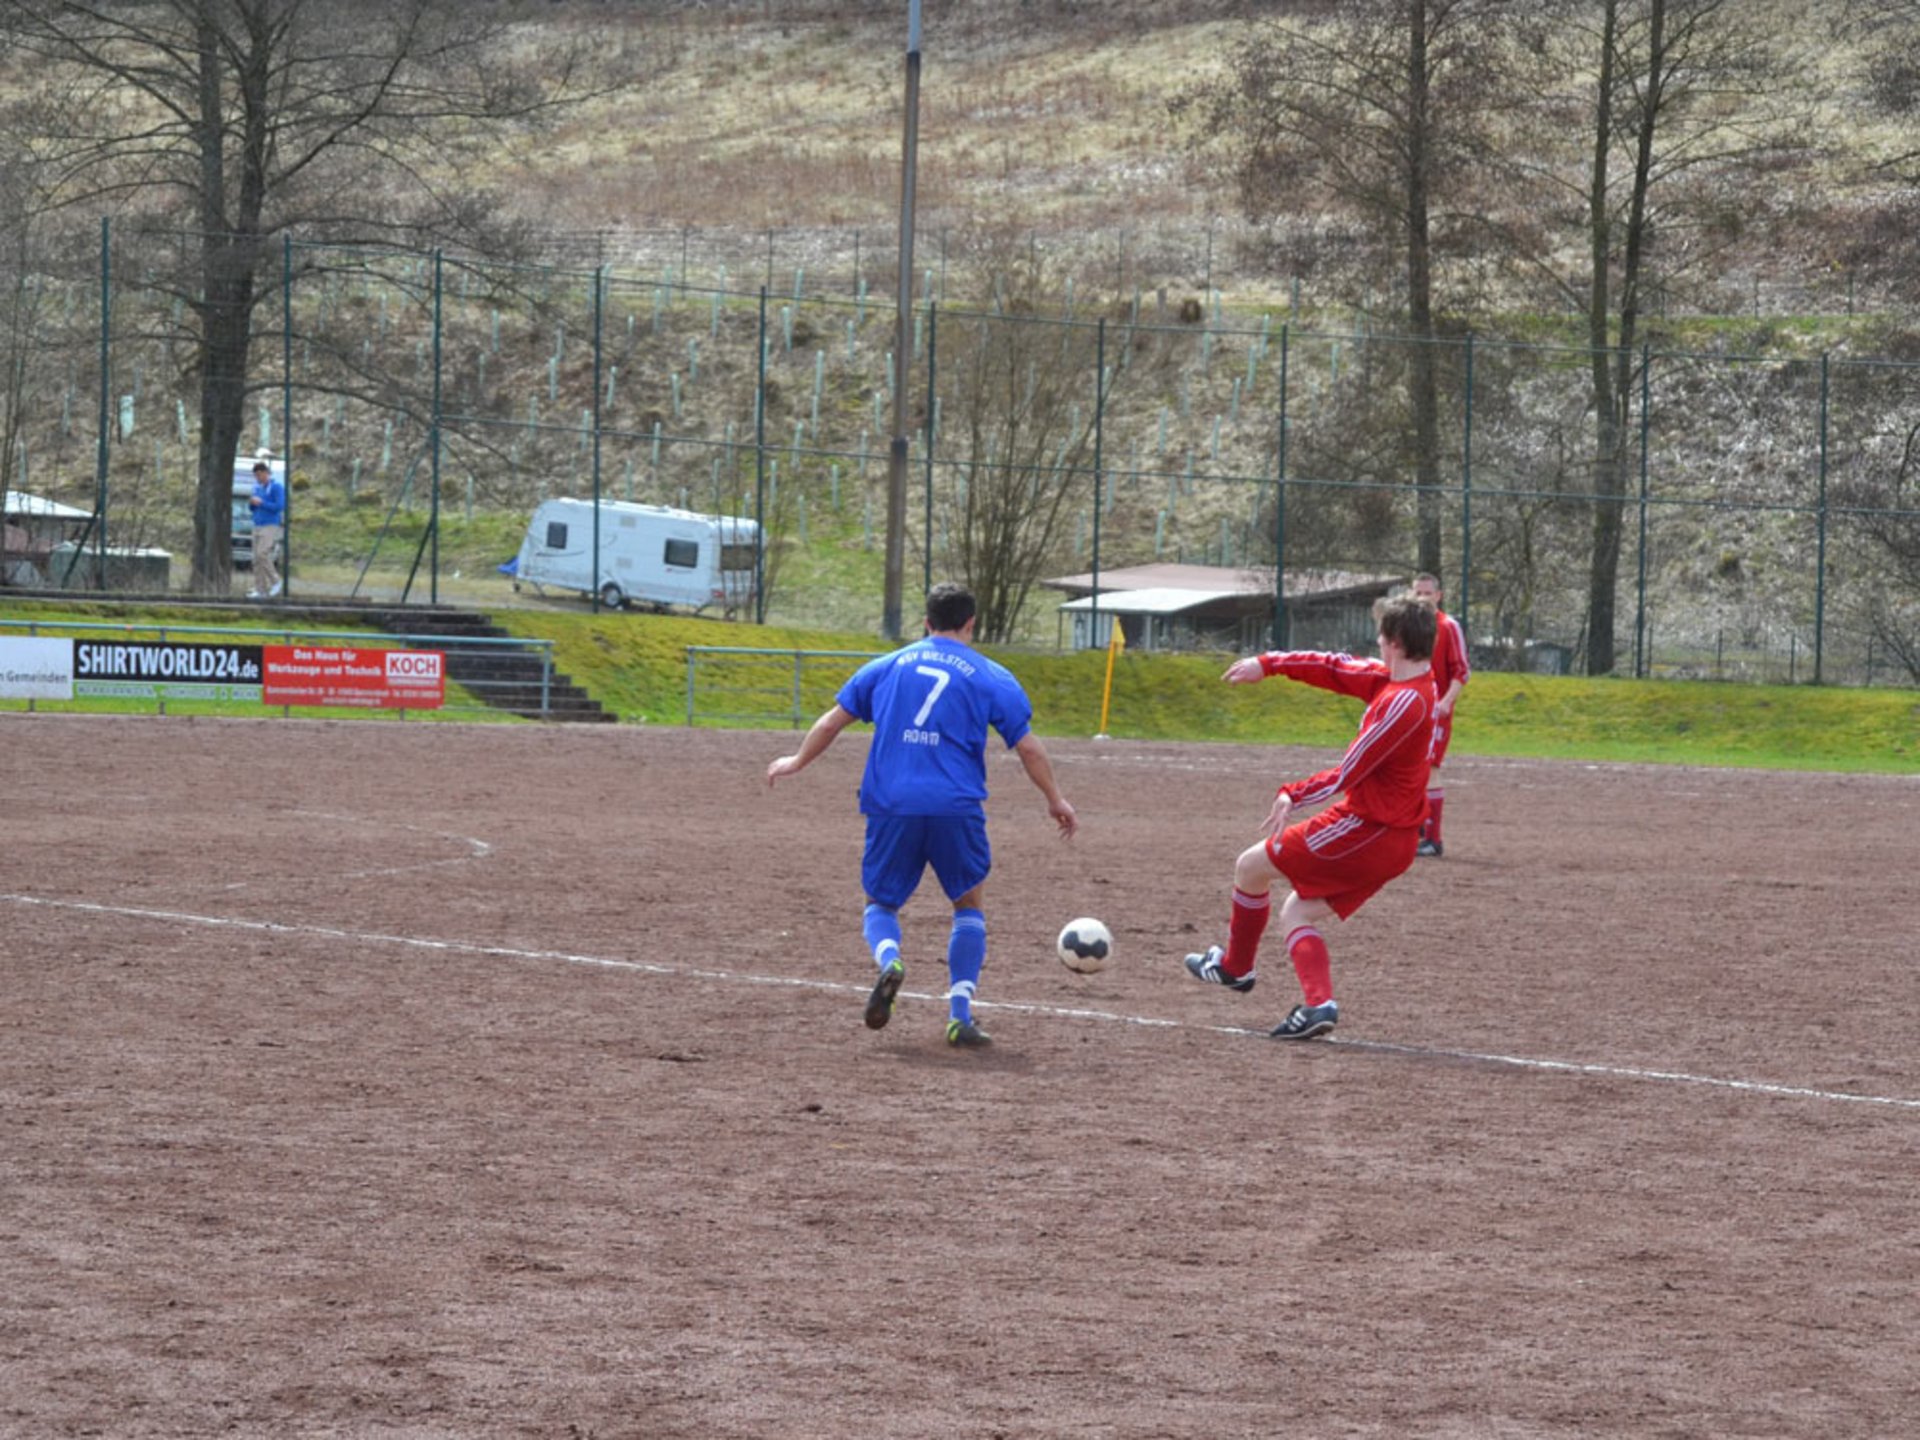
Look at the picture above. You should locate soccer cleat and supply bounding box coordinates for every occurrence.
[945,1018,992,1048]
[1416,837,1443,858]
[1270,1001,1340,1040]
[1184,945,1255,993]
[864,959,905,1031]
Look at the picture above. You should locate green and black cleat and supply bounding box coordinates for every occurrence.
[864,959,905,1031]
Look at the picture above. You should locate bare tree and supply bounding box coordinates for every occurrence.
[0,121,53,526]
[933,286,1119,643]
[1509,0,1808,672]
[3,0,592,592]
[1170,0,1517,579]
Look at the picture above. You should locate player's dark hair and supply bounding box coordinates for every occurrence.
[1377,595,1436,660]
[925,582,976,633]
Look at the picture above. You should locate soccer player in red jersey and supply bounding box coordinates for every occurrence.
[1411,572,1469,858]
[1182,596,1436,1039]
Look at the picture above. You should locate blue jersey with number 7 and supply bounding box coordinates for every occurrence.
[836,636,1034,817]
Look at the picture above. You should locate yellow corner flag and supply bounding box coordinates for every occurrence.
[1096,617,1124,738]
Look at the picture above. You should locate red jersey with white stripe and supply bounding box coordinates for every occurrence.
[1257,650,1436,830]
[1430,607,1469,702]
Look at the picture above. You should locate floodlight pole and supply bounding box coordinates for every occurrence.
[882,0,923,641]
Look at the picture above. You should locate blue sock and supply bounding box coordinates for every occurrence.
[863,903,902,971]
[946,907,986,1022]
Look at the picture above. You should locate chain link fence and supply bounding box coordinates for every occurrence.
[6,223,1920,686]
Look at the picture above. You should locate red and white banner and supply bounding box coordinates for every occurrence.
[262,645,445,710]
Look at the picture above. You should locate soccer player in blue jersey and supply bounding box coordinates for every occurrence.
[766,583,1078,1047]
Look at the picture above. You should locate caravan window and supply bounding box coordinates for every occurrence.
[546,521,568,548]
[721,543,756,573]
[663,538,698,568]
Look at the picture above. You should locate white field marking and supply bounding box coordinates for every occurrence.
[217,812,493,890]
[5,891,1918,1113]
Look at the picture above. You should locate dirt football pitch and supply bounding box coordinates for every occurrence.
[2,714,1916,1438]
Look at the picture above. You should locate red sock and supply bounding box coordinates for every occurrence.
[1222,888,1270,978]
[1426,790,1445,846]
[1287,926,1333,1007]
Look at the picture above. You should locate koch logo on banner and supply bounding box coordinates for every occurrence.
[0,638,76,700]
[385,650,444,685]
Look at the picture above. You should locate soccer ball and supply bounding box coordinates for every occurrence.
[1056,917,1112,974]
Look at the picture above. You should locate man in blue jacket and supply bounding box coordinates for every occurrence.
[248,458,286,598]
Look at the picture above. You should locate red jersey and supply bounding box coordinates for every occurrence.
[1257,650,1436,830]
[1430,608,1470,702]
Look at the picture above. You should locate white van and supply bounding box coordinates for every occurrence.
[231,451,285,570]
[511,498,761,614]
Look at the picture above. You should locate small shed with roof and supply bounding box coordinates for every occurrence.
[1043,562,1403,654]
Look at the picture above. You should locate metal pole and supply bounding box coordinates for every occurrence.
[755,288,768,624]
[1460,332,1473,623]
[923,300,937,596]
[1271,323,1289,647]
[882,0,923,641]
[1815,352,1829,684]
[1634,343,1652,678]
[1091,317,1106,646]
[283,234,295,599]
[430,249,442,605]
[95,217,110,591]
[591,264,604,612]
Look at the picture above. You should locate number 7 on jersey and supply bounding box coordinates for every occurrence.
[911,664,950,727]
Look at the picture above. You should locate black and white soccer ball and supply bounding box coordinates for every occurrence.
[1056,917,1112,974]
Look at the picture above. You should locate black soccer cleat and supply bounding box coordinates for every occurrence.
[864,959,905,1031]
[945,1018,993,1048]
[1270,1001,1339,1040]
[1184,945,1255,993]
[1416,837,1443,858]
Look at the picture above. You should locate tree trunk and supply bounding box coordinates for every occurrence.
[192,257,255,593]
[187,11,268,595]
[1584,1,1621,675]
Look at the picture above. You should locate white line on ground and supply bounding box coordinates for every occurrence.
[6,891,1917,1113]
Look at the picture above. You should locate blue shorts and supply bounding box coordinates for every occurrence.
[861,813,992,909]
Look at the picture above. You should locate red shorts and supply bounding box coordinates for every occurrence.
[1264,805,1419,919]
[1429,712,1454,769]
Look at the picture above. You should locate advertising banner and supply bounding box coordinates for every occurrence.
[262,645,445,710]
[0,637,76,700]
[73,640,263,701]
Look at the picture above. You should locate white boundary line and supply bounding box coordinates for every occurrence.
[7,891,1919,1113]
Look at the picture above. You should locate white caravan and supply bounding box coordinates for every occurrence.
[511,498,761,614]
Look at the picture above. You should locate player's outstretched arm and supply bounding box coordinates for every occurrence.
[1012,733,1078,839]
[766,704,857,786]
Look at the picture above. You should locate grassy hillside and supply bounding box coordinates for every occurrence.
[6,596,1916,770]
[484,608,1920,773]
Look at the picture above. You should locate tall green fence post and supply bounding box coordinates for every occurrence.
[430,248,443,605]
[1815,352,1829,684]
[1634,343,1652,678]
[1090,317,1106,648]
[283,233,295,599]
[95,216,110,591]
[1459,332,1474,625]
[755,288,769,624]
[591,264,604,612]
[1271,322,1289,647]
[924,300,937,596]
